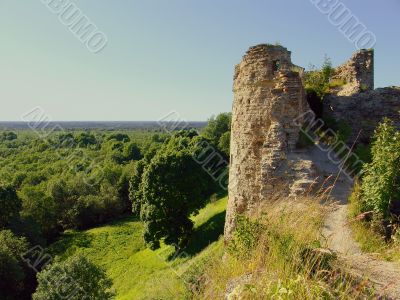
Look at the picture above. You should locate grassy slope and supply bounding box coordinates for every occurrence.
[48,196,227,300]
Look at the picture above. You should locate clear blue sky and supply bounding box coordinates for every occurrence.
[1,0,399,121]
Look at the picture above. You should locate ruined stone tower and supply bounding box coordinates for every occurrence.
[224,44,309,239]
[331,49,374,96]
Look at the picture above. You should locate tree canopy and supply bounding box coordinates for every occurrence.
[33,254,114,300]
[132,130,219,249]
[202,112,231,158]
[0,185,21,228]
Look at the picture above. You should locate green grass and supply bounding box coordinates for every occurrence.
[200,198,373,299]
[48,195,227,300]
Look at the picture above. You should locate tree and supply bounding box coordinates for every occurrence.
[107,133,130,143]
[123,142,142,161]
[0,230,31,300]
[202,113,231,158]
[0,185,22,229]
[218,131,231,158]
[33,254,114,300]
[129,160,146,215]
[361,119,400,218]
[19,185,59,241]
[76,132,97,147]
[202,113,231,145]
[139,131,217,250]
[1,131,17,141]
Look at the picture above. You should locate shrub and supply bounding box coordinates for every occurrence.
[361,119,400,218]
[227,215,264,258]
[33,254,114,300]
[304,56,334,100]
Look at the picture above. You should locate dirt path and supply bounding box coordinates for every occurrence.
[306,144,400,299]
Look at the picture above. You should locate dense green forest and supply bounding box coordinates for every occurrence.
[4,110,399,299]
[0,113,231,300]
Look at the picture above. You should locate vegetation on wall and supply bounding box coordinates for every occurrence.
[304,56,335,100]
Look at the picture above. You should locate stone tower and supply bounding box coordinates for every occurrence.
[331,49,374,96]
[224,44,309,240]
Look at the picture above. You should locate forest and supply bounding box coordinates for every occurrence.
[0,113,231,299]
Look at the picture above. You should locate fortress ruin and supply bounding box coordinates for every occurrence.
[225,44,399,240]
[224,44,309,239]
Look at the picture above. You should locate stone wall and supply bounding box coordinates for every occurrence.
[324,49,400,144]
[224,45,310,240]
[224,45,399,241]
[324,87,400,143]
[331,49,374,96]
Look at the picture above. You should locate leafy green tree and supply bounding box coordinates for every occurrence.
[361,119,400,217]
[218,131,231,158]
[123,142,142,161]
[151,133,166,143]
[117,164,135,213]
[139,131,217,249]
[58,133,74,146]
[202,113,231,148]
[129,160,146,215]
[0,230,31,300]
[33,254,114,300]
[19,185,59,240]
[0,185,22,228]
[1,131,17,141]
[107,133,130,142]
[76,132,97,147]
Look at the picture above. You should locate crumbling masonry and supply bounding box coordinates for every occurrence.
[224,45,309,239]
[225,45,400,240]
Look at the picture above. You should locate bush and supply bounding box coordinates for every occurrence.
[304,56,334,100]
[33,254,114,300]
[227,216,264,258]
[360,119,400,218]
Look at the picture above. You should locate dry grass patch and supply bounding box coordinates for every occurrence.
[195,197,373,299]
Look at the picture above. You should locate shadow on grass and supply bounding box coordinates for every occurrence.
[182,210,226,257]
[49,215,140,257]
[49,231,93,257]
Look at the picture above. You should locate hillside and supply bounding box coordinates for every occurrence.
[48,196,228,300]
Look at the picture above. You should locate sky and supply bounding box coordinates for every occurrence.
[0,0,399,121]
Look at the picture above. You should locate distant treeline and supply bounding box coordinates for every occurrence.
[0,121,207,130]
